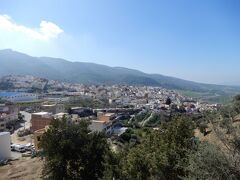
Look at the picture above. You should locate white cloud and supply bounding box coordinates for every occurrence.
[0,14,99,63]
[0,14,63,41]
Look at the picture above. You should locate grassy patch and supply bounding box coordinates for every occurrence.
[178,90,234,104]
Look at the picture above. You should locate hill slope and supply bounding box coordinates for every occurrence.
[0,49,239,94]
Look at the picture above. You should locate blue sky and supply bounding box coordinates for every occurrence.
[0,0,239,85]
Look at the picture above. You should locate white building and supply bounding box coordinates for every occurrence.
[89,120,113,135]
[113,127,128,136]
[0,92,38,103]
[0,132,11,160]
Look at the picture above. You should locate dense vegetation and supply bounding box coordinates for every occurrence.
[66,96,111,109]
[40,119,113,180]
[178,89,235,104]
[40,96,240,179]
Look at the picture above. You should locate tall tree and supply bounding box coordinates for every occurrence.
[40,119,112,180]
[120,115,195,180]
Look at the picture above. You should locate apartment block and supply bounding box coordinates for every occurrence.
[31,112,53,132]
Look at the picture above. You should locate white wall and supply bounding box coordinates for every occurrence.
[2,93,38,102]
[0,132,11,160]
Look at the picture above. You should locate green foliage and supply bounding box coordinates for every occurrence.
[145,113,162,127]
[233,95,240,114]
[185,143,233,180]
[193,112,213,135]
[40,118,112,180]
[205,95,240,178]
[178,90,234,104]
[66,97,110,109]
[120,115,195,180]
[134,111,151,123]
[120,128,135,142]
[120,132,168,180]
[160,115,196,179]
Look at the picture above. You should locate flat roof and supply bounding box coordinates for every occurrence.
[42,104,56,107]
[32,112,51,115]
[0,132,10,136]
[0,92,20,97]
[104,113,115,116]
[91,120,108,124]
[55,112,68,115]
[0,92,35,97]
[71,107,84,110]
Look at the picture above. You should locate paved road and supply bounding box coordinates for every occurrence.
[19,111,32,131]
[11,111,32,145]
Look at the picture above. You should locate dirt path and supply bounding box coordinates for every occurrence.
[0,157,43,180]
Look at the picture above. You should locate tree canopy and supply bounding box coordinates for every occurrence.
[120,115,195,180]
[40,119,112,180]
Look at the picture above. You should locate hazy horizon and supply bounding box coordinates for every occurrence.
[0,0,240,85]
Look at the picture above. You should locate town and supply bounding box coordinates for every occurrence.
[1,0,240,178]
[0,75,221,160]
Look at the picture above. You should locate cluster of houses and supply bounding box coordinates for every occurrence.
[31,105,135,149]
[0,85,223,161]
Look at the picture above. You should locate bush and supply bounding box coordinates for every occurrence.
[185,143,233,180]
[40,119,114,180]
[17,129,31,137]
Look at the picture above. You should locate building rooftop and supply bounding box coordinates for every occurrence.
[54,113,68,119]
[104,113,115,117]
[71,107,84,110]
[55,112,68,116]
[0,92,20,97]
[91,120,108,124]
[42,104,56,107]
[32,112,51,116]
[0,132,10,136]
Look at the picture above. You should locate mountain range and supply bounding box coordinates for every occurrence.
[0,49,239,95]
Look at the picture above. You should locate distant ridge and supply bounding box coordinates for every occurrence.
[0,49,239,93]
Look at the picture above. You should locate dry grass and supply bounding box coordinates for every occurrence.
[0,157,43,180]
